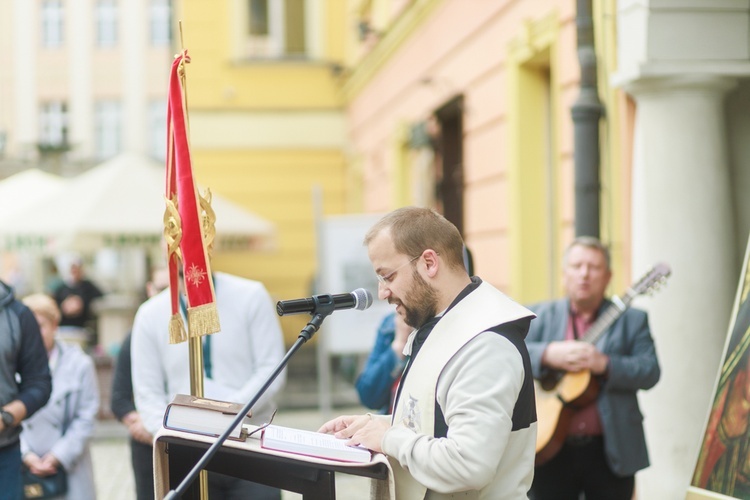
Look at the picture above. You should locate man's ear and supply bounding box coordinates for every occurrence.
[422,249,440,278]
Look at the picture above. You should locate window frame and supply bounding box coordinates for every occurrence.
[39,101,69,147]
[94,100,122,159]
[243,0,308,59]
[96,0,118,48]
[41,0,64,48]
[150,0,172,47]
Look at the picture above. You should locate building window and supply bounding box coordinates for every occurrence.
[245,0,306,58]
[95,100,121,159]
[149,100,167,161]
[150,0,171,46]
[41,0,64,48]
[39,101,68,147]
[96,0,118,47]
[249,0,269,35]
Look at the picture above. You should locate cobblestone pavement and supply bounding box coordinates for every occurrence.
[92,406,371,500]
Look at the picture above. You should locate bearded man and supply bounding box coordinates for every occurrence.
[319,207,537,499]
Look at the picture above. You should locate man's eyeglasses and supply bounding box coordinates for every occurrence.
[376,255,420,287]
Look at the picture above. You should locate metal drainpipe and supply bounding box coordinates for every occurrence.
[571,0,605,238]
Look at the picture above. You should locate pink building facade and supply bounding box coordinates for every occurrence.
[344,0,631,303]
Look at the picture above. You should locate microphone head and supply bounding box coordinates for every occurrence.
[351,288,373,311]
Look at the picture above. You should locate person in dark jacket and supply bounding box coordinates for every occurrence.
[526,236,660,500]
[52,256,103,330]
[0,280,52,500]
[111,332,153,500]
[110,268,168,500]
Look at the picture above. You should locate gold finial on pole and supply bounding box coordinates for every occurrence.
[177,21,192,140]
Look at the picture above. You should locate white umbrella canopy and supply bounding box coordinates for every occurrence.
[0,168,67,211]
[0,153,275,253]
[0,169,68,250]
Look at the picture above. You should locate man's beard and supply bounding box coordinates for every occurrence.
[400,269,439,329]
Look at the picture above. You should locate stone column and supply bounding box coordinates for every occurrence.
[626,75,737,498]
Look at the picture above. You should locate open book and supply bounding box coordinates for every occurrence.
[260,425,372,463]
[163,394,251,441]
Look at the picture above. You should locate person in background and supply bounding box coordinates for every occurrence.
[525,236,661,500]
[0,281,52,500]
[356,245,474,414]
[44,260,64,296]
[20,293,99,500]
[355,312,411,413]
[319,207,537,498]
[110,268,170,500]
[131,271,287,499]
[52,256,103,332]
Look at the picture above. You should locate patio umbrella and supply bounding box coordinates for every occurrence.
[0,153,275,253]
[0,169,68,250]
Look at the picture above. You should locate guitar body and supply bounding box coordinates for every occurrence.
[534,370,600,465]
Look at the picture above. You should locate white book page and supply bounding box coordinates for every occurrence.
[262,425,371,462]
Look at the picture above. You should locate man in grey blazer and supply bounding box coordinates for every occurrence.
[526,236,660,500]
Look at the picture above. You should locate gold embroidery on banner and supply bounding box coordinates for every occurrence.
[163,194,183,261]
[198,188,216,259]
[185,263,206,287]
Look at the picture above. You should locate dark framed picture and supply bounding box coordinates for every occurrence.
[688,238,750,499]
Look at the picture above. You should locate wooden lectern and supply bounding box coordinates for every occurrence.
[153,428,393,499]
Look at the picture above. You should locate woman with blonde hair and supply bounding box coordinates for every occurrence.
[20,293,99,500]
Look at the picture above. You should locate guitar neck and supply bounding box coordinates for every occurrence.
[579,293,634,345]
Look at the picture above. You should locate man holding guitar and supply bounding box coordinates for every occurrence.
[526,237,661,500]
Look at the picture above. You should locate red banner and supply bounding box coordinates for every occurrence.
[163,51,220,343]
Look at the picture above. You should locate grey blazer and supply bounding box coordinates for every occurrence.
[21,340,99,500]
[525,298,660,477]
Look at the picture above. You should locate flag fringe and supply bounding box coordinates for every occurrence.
[187,303,221,338]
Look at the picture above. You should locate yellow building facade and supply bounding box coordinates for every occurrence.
[175,0,352,343]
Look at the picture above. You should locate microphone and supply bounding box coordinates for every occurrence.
[276,288,373,316]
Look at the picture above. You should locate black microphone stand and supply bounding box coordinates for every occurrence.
[163,299,336,499]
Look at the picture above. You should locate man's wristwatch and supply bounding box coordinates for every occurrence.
[0,409,15,428]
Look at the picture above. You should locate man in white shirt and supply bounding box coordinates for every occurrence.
[132,272,286,499]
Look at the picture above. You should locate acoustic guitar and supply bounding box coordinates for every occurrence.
[534,262,671,465]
